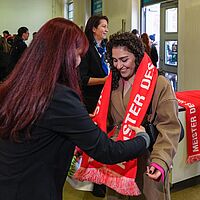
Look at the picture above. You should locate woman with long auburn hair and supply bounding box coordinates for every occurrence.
[141,33,151,55]
[0,18,150,200]
[141,33,158,67]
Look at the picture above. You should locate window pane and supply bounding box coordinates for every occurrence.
[68,11,73,19]
[92,0,102,15]
[165,72,177,91]
[165,8,177,32]
[165,40,178,66]
[67,2,73,21]
[69,3,73,11]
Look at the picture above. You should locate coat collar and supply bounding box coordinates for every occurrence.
[111,78,132,119]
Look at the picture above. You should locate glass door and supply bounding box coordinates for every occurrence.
[160,0,178,90]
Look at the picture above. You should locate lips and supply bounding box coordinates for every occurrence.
[120,68,127,73]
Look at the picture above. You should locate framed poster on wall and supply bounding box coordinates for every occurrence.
[91,0,102,16]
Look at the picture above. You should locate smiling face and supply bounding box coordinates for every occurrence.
[112,46,136,80]
[92,19,108,42]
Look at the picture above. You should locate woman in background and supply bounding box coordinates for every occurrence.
[78,15,109,113]
[78,15,110,197]
[141,33,158,67]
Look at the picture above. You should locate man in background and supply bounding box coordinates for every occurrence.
[131,28,140,37]
[8,27,29,75]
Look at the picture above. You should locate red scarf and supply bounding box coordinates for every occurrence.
[75,53,158,196]
[176,90,200,163]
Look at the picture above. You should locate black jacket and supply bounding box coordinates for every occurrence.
[0,84,147,200]
[8,36,27,73]
[79,44,107,113]
[150,44,158,67]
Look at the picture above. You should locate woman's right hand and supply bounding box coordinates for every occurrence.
[128,125,150,148]
[128,125,146,134]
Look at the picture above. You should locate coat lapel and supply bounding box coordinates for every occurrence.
[91,45,104,72]
[111,79,126,119]
[123,85,132,108]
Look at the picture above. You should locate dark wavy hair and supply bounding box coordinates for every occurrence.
[0,17,89,141]
[106,32,145,90]
[85,15,108,44]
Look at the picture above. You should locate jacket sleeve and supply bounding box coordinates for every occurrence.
[150,45,158,63]
[150,76,180,173]
[38,85,147,164]
[79,50,91,87]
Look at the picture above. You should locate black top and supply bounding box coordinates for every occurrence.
[0,84,147,200]
[150,44,158,67]
[79,44,107,113]
[10,36,27,64]
[8,36,27,73]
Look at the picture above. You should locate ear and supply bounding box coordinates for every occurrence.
[92,27,97,33]
[22,33,25,40]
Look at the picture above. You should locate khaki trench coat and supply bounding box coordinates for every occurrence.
[107,75,181,200]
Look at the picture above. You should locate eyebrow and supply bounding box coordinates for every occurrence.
[112,56,129,60]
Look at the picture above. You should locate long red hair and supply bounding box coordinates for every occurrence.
[141,33,151,55]
[0,18,89,141]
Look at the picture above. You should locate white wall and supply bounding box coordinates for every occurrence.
[103,0,133,35]
[131,0,140,32]
[73,0,91,28]
[178,0,200,90]
[73,0,140,36]
[0,0,64,44]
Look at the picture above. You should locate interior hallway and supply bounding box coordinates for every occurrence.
[63,180,200,200]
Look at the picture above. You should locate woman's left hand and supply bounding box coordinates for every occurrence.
[146,165,162,180]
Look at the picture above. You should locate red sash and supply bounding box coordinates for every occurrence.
[176,90,200,163]
[75,53,158,196]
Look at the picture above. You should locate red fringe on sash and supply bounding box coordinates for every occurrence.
[176,90,200,164]
[74,167,141,196]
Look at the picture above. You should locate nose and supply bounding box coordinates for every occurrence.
[115,60,123,70]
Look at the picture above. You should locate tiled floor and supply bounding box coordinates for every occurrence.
[63,181,200,200]
[171,184,200,200]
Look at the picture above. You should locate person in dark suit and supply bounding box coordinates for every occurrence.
[78,15,109,113]
[0,18,150,200]
[78,15,109,197]
[0,37,10,81]
[7,26,29,76]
